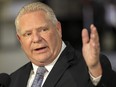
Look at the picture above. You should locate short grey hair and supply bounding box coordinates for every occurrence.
[15,2,58,34]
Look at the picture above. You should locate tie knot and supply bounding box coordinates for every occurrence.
[37,66,47,75]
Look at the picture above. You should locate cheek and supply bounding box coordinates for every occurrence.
[47,31,61,48]
[20,39,31,51]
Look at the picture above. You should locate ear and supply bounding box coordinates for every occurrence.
[56,21,62,37]
[16,34,21,41]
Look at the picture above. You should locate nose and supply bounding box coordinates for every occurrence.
[32,32,42,43]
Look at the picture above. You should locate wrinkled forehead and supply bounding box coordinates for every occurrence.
[18,10,50,25]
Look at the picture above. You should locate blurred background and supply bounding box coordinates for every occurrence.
[0,0,116,74]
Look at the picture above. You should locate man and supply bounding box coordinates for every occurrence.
[9,2,116,87]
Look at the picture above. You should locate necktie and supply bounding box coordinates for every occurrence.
[31,66,47,87]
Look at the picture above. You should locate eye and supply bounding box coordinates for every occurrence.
[24,32,32,37]
[41,28,49,32]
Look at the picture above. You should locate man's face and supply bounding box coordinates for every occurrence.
[17,11,62,66]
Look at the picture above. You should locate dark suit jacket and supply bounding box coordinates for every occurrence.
[9,42,116,87]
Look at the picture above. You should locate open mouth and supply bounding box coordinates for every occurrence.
[33,46,47,53]
[34,47,46,51]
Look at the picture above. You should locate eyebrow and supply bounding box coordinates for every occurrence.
[37,24,48,29]
[20,24,49,34]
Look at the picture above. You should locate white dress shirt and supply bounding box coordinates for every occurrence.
[27,41,101,87]
[27,42,66,87]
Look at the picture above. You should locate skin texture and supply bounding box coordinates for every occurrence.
[82,24,102,77]
[17,10,102,77]
[17,11,62,66]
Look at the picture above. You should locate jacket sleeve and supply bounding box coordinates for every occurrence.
[96,54,116,87]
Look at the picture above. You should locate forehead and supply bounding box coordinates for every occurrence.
[20,11,48,22]
[19,11,50,28]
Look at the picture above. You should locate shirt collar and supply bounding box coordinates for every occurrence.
[32,41,66,74]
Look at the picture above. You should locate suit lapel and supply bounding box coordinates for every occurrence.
[17,62,32,87]
[43,43,75,87]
